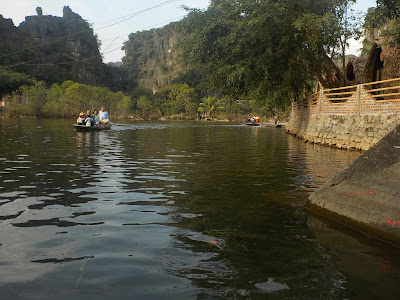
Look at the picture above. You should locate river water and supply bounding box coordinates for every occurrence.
[0,119,399,299]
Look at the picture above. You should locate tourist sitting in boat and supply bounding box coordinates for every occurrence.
[85,110,95,126]
[99,107,109,124]
[84,115,93,127]
[77,112,86,125]
[93,109,100,125]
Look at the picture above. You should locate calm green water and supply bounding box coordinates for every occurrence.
[0,119,399,299]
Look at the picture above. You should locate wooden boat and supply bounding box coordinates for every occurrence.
[73,123,112,130]
[243,116,260,126]
[243,122,260,126]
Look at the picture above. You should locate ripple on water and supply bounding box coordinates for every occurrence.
[12,218,105,228]
[0,191,28,198]
[254,278,289,293]
[3,180,19,183]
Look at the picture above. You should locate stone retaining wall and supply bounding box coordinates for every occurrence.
[286,113,400,150]
[286,83,400,150]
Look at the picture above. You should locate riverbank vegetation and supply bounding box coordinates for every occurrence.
[3,80,265,120]
[4,81,132,118]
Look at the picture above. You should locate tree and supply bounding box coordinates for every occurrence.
[168,84,196,103]
[199,97,217,118]
[18,81,47,116]
[117,95,133,116]
[376,0,400,20]
[177,0,365,111]
[137,95,152,119]
[365,0,400,45]
[185,102,198,118]
[0,69,37,97]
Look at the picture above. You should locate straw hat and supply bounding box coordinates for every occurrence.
[79,112,85,117]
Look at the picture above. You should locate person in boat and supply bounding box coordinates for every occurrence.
[77,112,86,125]
[93,109,100,125]
[99,107,109,124]
[85,110,95,126]
[85,110,94,126]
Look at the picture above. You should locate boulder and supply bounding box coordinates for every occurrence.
[307,124,400,246]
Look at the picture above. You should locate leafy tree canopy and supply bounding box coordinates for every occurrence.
[177,0,362,111]
[364,0,400,45]
[0,69,37,96]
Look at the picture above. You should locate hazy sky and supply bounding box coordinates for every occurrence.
[0,0,377,63]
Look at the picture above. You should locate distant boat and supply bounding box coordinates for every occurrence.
[243,116,260,126]
[243,122,260,126]
[73,123,112,131]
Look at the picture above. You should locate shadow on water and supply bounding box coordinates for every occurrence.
[308,214,400,300]
[0,119,399,299]
[287,137,400,299]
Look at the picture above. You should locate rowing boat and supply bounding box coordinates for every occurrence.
[73,123,112,130]
[243,122,260,126]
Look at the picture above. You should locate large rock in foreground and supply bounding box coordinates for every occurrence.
[307,125,400,246]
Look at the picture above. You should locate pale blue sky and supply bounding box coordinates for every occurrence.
[348,0,378,54]
[0,0,377,63]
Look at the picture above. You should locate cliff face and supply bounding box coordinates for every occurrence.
[16,6,104,85]
[122,23,183,92]
[0,14,34,67]
[0,7,128,90]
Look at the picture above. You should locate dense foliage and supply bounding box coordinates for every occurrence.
[129,83,262,120]
[177,0,362,107]
[364,0,400,44]
[4,81,261,120]
[122,0,367,116]
[4,81,132,118]
[0,69,37,95]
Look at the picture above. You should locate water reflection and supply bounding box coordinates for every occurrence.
[0,119,399,298]
[286,135,360,193]
[308,215,400,299]
[287,136,400,298]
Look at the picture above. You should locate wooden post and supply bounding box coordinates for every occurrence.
[319,89,323,115]
[358,84,362,115]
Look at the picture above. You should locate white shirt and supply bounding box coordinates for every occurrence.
[99,110,109,119]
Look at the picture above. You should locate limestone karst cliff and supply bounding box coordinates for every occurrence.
[0,6,127,91]
[122,23,184,93]
[20,6,104,85]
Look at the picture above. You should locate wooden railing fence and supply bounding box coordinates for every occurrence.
[293,77,400,113]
